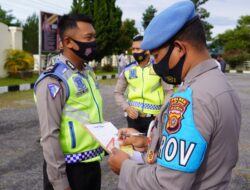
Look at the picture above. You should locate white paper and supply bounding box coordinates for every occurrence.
[84,122,118,153]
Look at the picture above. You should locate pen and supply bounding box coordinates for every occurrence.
[123,132,146,137]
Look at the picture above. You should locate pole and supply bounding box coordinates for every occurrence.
[38,11,42,74]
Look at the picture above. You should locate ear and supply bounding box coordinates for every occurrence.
[174,40,186,58]
[63,37,74,49]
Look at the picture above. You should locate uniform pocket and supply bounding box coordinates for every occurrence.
[68,121,76,148]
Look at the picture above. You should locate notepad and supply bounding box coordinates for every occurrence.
[83,122,134,155]
[83,122,117,153]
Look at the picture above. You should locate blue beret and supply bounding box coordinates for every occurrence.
[141,1,196,50]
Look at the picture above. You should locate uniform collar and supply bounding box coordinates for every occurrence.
[136,57,153,68]
[183,59,218,85]
[59,54,90,77]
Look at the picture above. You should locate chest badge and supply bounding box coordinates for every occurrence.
[129,69,137,79]
[73,76,88,96]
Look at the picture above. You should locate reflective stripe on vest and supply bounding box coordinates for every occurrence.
[63,104,89,123]
[128,101,162,111]
[64,147,104,164]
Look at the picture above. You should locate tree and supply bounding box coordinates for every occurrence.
[237,15,250,28]
[71,0,84,14]
[142,5,157,30]
[0,5,20,26]
[211,15,250,66]
[70,0,122,60]
[116,19,139,52]
[192,0,213,40]
[23,13,39,54]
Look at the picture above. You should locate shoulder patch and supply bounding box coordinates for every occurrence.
[157,87,207,173]
[47,83,60,99]
[166,97,189,134]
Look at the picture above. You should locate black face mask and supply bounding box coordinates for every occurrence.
[133,51,147,63]
[70,38,97,61]
[153,43,186,85]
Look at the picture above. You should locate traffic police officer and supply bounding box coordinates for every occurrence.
[108,1,241,189]
[34,14,104,190]
[114,35,172,133]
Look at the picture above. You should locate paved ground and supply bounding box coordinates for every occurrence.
[0,74,250,190]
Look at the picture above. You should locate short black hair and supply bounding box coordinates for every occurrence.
[58,14,93,40]
[175,17,207,50]
[211,53,218,59]
[133,34,143,42]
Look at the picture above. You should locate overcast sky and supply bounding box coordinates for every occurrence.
[0,0,249,37]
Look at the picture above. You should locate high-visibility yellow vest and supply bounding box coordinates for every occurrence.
[124,60,165,115]
[34,61,104,163]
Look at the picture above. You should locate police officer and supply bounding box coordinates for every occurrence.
[114,34,172,133]
[108,1,241,189]
[34,14,104,190]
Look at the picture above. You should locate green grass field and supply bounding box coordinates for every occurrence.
[0,79,117,109]
[0,74,39,87]
[0,90,34,109]
[0,71,117,87]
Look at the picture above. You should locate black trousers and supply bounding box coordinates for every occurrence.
[43,160,101,190]
[126,116,155,134]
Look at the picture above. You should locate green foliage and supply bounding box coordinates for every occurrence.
[211,15,250,65]
[4,49,34,73]
[23,13,39,54]
[192,0,213,40]
[237,15,250,28]
[70,0,122,60]
[116,19,138,53]
[71,0,84,13]
[121,19,138,39]
[0,5,20,26]
[142,5,157,30]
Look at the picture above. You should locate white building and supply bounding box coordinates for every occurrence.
[0,22,23,78]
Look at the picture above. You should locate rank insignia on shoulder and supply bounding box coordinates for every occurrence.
[66,60,75,70]
[43,65,55,74]
[73,76,88,96]
[47,83,60,99]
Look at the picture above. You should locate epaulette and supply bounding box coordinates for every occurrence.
[43,62,60,74]
[34,61,70,99]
